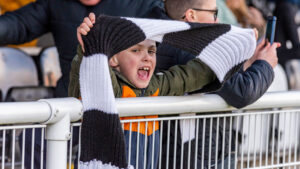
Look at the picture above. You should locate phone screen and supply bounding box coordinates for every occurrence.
[265,16,277,45]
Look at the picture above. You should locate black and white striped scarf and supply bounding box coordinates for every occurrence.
[79,15,256,169]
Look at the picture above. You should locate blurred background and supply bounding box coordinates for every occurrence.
[1,0,300,103]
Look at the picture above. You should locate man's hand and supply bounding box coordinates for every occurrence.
[244,39,281,70]
[77,12,96,52]
[256,41,281,68]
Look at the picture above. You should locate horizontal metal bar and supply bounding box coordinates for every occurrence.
[0,125,46,130]
[1,91,300,124]
[0,102,50,124]
[120,109,300,123]
[0,98,82,125]
[116,91,300,116]
[71,123,81,127]
[248,162,300,169]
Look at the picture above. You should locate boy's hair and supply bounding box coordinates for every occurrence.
[165,0,205,20]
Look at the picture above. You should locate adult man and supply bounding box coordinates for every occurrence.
[158,0,279,109]
[0,0,163,97]
[155,0,280,168]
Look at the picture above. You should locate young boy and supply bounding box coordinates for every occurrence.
[71,31,217,169]
[69,15,256,169]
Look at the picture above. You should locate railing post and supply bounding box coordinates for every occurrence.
[38,98,82,169]
[46,113,71,169]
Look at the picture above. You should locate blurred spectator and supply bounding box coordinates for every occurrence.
[216,0,238,25]
[271,0,300,67]
[0,0,34,14]
[39,47,61,87]
[226,0,249,26]
[273,0,300,48]
[0,0,37,47]
[248,0,274,17]
[226,0,266,38]
[0,0,163,97]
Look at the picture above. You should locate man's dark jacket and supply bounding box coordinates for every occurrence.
[0,0,163,97]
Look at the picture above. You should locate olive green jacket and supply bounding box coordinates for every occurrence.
[68,47,218,98]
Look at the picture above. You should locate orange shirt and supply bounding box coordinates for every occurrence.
[120,86,160,136]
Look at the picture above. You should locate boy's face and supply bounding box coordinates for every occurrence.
[110,40,157,89]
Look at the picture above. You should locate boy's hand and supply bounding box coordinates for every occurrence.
[77,13,96,53]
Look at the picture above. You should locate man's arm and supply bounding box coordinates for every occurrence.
[0,0,49,45]
[216,60,274,108]
[216,40,280,108]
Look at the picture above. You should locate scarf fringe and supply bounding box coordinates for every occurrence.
[80,159,134,169]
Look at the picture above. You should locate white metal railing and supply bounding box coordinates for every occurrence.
[0,91,300,169]
[116,91,300,116]
[0,98,82,169]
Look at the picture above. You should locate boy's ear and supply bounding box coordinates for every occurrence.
[109,55,119,67]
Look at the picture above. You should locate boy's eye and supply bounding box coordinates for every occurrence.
[148,50,156,55]
[131,49,140,53]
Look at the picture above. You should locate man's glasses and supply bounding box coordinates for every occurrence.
[182,8,218,21]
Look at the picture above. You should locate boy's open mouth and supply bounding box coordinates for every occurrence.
[137,66,150,80]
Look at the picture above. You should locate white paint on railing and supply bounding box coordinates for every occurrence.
[40,97,83,124]
[0,97,82,125]
[116,91,300,116]
[40,98,82,169]
[0,91,300,169]
[0,97,82,169]
[0,91,300,120]
[0,101,50,124]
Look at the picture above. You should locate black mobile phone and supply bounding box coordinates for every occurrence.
[265,16,277,45]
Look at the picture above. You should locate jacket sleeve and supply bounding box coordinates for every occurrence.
[157,58,218,96]
[68,46,121,98]
[0,0,49,45]
[216,60,274,108]
[69,53,81,98]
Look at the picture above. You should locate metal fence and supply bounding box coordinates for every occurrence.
[0,92,300,169]
[69,110,300,169]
